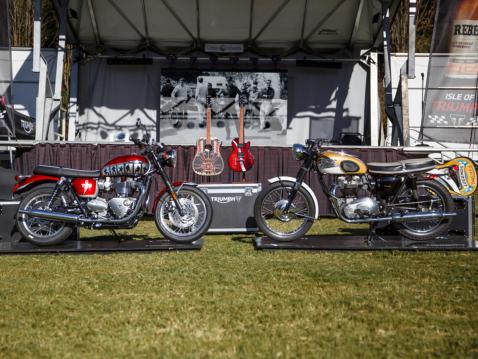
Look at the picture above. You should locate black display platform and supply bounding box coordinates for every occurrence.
[254,235,477,251]
[0,238,203,255]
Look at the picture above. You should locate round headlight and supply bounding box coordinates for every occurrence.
[162,149,177,168]
[292,144,306,161]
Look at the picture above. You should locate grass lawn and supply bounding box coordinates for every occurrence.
[0,219,476,358]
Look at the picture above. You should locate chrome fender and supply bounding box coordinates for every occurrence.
[267,176,319,219]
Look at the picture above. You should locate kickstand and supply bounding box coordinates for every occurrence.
[109,229,124,242]
[367,223,388,247]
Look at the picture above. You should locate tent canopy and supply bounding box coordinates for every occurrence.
[67,0,392,57]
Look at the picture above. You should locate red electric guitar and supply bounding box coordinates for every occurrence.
[228,94,254,173]
[192,95,224,176]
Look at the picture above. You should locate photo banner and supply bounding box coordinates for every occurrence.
[159,70,288,146]
[423,0,478,144]
[0,0,14,138]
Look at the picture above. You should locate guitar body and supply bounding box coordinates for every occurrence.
[228,139,254,172]
[192,137,224,176]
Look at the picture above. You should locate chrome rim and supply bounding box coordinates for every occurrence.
[260,186,311,236]
[397,184,446,233]
[158,190,207,237]
[21,193,66,238]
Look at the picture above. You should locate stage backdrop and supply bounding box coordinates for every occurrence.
[76,59,369,146]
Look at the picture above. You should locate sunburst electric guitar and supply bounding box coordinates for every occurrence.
[192,96,224,176]
[228,94,254,172]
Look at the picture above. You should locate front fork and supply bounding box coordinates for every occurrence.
[283,156,314,213]
[155,164,185,216]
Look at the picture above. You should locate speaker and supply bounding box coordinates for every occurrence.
[449,196,474,239]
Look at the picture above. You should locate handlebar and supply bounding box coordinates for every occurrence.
[129,136,165,153]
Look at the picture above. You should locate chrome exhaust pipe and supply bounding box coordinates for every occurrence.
[18,209,79,223]
[391,212,456,223]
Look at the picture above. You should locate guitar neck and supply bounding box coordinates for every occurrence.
[239,106,245,145]
[206,97,211,146]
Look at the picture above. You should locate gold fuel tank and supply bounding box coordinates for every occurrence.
[317,151,367,175]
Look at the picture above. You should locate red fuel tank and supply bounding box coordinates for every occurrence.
[72,178,98,198]
[102,155,149,177]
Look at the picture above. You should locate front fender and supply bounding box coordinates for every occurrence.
[268,176,319,219]
[13,175,59,194]
[152,182,198,212]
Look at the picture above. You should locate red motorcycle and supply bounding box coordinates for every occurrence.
[13,137,213,246]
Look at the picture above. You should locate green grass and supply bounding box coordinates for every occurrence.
[0,219,476,358]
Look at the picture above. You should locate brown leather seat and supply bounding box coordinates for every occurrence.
[368,158,436,174]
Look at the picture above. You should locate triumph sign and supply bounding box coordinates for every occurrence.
[423,0,478,143]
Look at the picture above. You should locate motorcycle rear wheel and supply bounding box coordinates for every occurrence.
[394,180,454,241]
[16,184,74,246]
[254,181,315,242]
[154,185,212,243]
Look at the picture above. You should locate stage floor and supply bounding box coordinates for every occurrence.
[0,238,203,255]
[254,235,477,251]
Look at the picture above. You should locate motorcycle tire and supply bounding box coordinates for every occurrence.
[16,184,74,246]
[254,181,316,242]
[394,179,455,241]
[154,185,213,243]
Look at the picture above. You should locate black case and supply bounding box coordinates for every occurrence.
[199,183,262,233]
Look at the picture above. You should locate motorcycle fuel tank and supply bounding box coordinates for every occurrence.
[317,151,367,175]
[102,155,150,177]
[72,178,98,198]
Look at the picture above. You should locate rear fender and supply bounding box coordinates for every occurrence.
[268,176,319,219]
[12,175,59,194]
[152,182,198,212]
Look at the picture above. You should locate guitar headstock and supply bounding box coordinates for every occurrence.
[206,95,212,108]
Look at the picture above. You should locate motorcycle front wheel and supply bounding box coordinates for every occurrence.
[254,181,316,241]
[393,179,455,241]
[16,184,74,246]
[154,185,213,243]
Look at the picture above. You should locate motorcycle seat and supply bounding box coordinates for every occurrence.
[33,165,101,178]
[367,158,436,174]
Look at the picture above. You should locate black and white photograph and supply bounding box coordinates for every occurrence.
[160,70,288,146]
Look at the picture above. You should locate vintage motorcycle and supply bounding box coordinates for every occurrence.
[14,137,213,246]
[254,139,458,242]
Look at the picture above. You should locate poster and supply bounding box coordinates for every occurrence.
[159,70,288,146]
[423,0,478,143]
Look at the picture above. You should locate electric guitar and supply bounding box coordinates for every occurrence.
[228,93,254,172]
[192,95,224,176]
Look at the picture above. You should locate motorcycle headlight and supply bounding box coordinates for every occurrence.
[292,144,306,161]
[162,149,177,168]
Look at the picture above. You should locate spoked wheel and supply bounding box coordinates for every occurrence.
[254,181,315,242]
[394,180,454,240]
[155,185,213,243]
[16,184,73,246]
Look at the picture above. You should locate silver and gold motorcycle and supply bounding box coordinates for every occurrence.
[254,139,457,242]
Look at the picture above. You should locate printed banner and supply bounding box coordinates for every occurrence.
[423,0,478,143]
[159,70,288,146]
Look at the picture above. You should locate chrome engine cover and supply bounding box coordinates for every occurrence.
[342,197,379,219]
[86,197,108,214]
[109,197,135,218]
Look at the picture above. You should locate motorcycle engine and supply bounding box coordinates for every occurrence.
[86,178,138,219]
[342,197,379,219]
[335,176,380,219]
